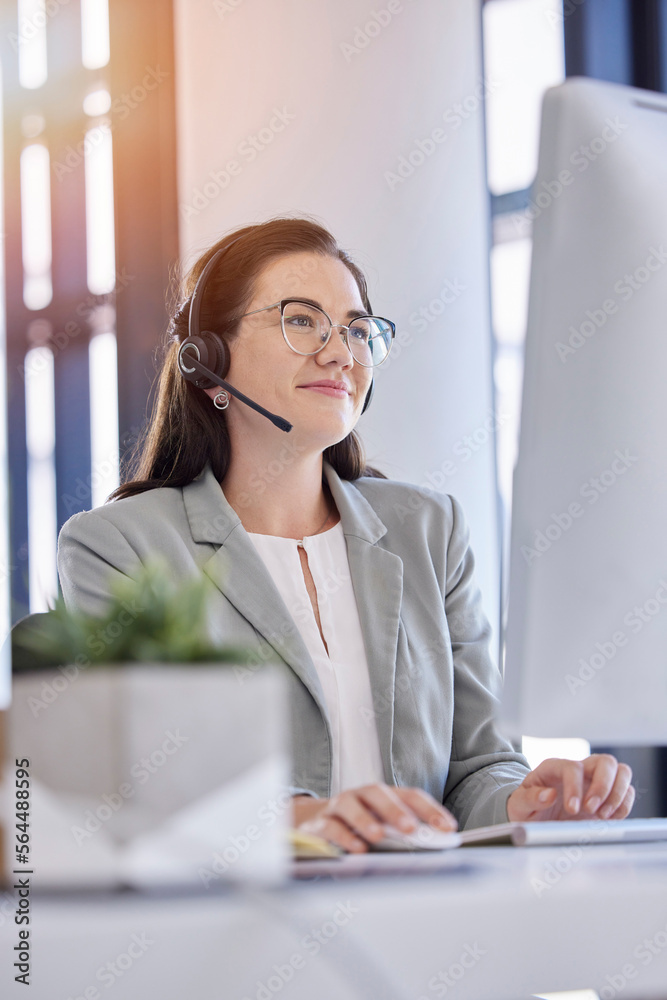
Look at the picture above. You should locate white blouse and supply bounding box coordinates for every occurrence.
[246,520,385,796]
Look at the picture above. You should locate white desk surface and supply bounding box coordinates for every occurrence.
[3,841,667,1000]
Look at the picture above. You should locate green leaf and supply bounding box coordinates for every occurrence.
[12,558,266,669]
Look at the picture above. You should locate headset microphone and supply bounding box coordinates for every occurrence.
[178,342,293,433]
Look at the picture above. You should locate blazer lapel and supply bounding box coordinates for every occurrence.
[323,464,404,785]
[181,467,328,718]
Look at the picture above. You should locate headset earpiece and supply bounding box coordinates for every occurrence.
[176,237,242,388]
[177,332,229,389]
[361,378,374,415]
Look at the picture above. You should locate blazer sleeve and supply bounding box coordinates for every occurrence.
[57,510,144,619]
[441,494,531,829]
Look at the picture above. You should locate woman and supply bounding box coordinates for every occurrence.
[58,218,635,853]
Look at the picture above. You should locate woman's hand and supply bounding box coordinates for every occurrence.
[506,754,635,822]
[292,783,457,853]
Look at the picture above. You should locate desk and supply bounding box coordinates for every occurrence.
[2,842,667,1000]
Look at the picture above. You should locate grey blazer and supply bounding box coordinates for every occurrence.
[57,462,530,830]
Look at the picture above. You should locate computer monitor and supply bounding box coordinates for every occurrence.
[501,76,667,745]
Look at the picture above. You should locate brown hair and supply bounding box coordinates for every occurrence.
[110,217,384,501]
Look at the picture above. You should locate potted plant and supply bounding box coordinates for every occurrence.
[4,563,291,890]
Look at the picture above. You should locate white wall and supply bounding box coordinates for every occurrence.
[173,0,501,631]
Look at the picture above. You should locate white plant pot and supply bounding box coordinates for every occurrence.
[3,663,290,889]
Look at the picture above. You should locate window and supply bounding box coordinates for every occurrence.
[483,0,565,516]
[5,0,119,617]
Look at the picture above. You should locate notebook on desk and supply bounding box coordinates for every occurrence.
[370,817,667,852]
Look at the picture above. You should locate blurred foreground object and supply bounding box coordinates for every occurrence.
[1,564,290,889]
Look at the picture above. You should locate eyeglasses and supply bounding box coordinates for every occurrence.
[240,298,395,368]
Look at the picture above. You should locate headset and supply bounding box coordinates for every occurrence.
[175,236,374,433]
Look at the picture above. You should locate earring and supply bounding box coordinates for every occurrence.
[213,390,230,410]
